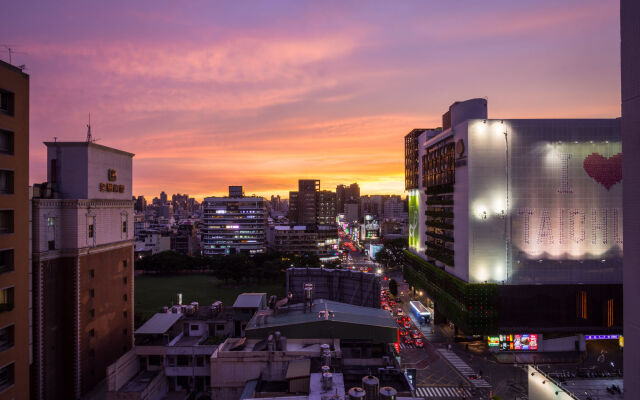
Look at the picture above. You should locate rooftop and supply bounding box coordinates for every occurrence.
[233,293,267,309]
[135,313,182,335]
[245,299,397,342]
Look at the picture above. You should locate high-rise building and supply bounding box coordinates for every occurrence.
[405,99,622,339]
[336,183,360,214]
[317,190,336,225]
[202,186,266,256]
[622,0,640,395]
[0,59,30,398]
[288,180,337,226]
[134,195,146,212]
[288,180,319,224]
[31,140,135,399]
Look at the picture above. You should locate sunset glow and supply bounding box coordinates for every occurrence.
[3,0,620,200]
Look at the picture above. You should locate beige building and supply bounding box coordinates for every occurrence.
[0,59,30,398]
[31,141,135,399]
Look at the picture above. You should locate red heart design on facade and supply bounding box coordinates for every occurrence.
[583,152,622,190]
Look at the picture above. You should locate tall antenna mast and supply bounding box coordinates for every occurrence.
[86,113,93,142]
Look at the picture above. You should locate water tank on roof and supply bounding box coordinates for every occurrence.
[191,301,199,311]
[321,365,330,375]
[347,387,366,399]
[362,376,379,400]
[322,372,333,391]
[161,306,169,313]
[379,386,397,400]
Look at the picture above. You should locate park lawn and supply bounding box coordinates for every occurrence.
[134,273,286,326]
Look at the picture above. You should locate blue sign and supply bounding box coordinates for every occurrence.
[585,335,619,340]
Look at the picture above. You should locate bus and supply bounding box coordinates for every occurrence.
[410,300,431,325]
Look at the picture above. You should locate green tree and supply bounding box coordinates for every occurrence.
[389,278,398,296]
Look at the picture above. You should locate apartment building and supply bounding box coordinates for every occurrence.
[0,59,30,398]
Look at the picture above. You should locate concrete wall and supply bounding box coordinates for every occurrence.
[46,142,133,200]
[622,0,640,397]
[286,268,381,308]
[527,365,574,400]
[107,350,139,392]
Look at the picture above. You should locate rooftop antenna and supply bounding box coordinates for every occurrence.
[85,113,100,143]
[86,113,93,142]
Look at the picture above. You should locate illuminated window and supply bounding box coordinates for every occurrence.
[577,291,587,320]
[88,224,94,238]
[606,299,614,327]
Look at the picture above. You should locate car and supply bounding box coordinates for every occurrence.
[402,336,413,345]
[403,321,412,329]
[415,338,424,348]
[396,308,404,316]
[399,329,408,337]
[411,330,421,339]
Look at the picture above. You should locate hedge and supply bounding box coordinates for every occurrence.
[403,250,498,335]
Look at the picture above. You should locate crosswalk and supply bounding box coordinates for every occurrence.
[415,386,473,398]
[399,343,417,350]
[437,349,492,388]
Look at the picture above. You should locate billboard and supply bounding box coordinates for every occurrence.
[408,190,420,250]
[497,334,538,351]
[468,120,622,284]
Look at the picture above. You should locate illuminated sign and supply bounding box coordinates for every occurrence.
[498,334,538,351]
[487,336,499,347]
[408,190,419,249]
[585,334,620,340]
[99,168,125,193]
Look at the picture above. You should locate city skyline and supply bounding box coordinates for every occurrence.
[1,0,621,200]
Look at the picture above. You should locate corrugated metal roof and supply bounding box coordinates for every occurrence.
[233,293,266,308]
[286,359,311,379]
[135,313,183,335]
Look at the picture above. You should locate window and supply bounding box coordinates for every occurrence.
[190,324,198,331]
[577,291,587,320]
[123,294,127,302]
[123,311,127,319]
[0,288,13,313]
[89,289,95,298]
[89,309,95,318]
[123,260,127,268]
[88,224,94,238]
[607,299,614,327]
[215,324,224,331]
[89,269,94,278]
[122,221,127,233]
[0,211,13,234]
[0,171,13,195]
[123,328,127,336]
[149,355,162,366]
[0,250,13,275]
[0,363,14,392]
[47,217,55,227]
[0,90,14,116]
[0,131,13,155]
[177,355,189,366]
[122,276,127,285]
[88,349,95,359]
[89,329,95,338]
[48,240,55,251]
[0,326,14,352]
[196,356,204,367]
[167,356,175,367]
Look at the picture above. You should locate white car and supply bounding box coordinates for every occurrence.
[396,308,404,317]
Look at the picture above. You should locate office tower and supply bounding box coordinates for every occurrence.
[316,190,336,225]
[0,59,29,398]
[336,183,360,214]
[31,141,135,399]
[134,195,146,212]
[160,191,167,204]
[202,186,266,256]
[622,0,640,395]
[405,98,622,340]
[288,180,318,224]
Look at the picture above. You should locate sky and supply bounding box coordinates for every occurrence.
[1,0,621,200]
